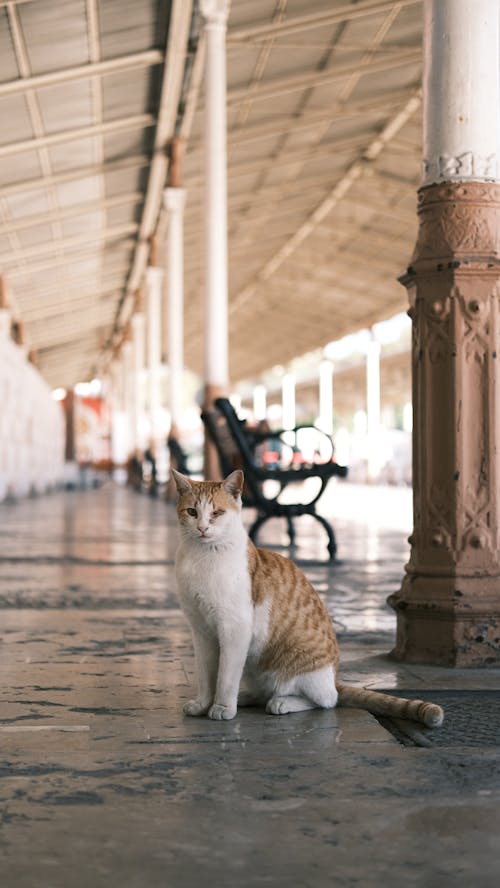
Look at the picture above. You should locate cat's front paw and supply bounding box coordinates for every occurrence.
[208,702,237,720]
[183,699,211,717]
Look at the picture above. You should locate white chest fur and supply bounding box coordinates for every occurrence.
[176,539,254,639]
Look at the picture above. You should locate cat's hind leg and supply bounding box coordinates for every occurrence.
[266,665,338,716]
[298,665,338,709]
[266,694,316,715]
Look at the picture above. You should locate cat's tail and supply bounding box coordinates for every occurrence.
[336,684,444,728]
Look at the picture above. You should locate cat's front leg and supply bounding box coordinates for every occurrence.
[208,624,252,720]
[184,630,218,717]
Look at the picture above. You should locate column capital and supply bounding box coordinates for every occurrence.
[163,187,187,214]
[200,0,229,27]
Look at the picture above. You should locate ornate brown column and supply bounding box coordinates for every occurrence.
[388,183,500,665]
[388,0,500,665]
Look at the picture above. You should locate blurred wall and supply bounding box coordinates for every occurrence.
[0,320,65,501]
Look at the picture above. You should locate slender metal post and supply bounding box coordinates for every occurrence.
[366,334,381,482]
[163,188,187,435]
[146,266,163,445]
[200,0,230,478]
[131,311,145,451]
[253,384,267,421]
[121,338,134,456]
[318,359,334,435]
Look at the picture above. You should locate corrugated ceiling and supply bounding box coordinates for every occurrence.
[0,0,422,390]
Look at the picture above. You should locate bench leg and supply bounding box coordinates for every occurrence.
[312,513,337,560]
[286,515,296,548]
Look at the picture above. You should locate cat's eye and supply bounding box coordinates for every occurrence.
[187,508,197,517]
[212,509,225,518]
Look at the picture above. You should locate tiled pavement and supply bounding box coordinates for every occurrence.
[0,481,499,887]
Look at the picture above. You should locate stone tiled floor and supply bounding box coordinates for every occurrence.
[0,481,499,887]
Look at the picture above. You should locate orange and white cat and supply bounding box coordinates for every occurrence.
[173,469,443,728]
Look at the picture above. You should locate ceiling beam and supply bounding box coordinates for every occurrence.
[7,240,136,278]
[229,91,421,317]
[15,257,129,287]
[0,154,150,200]
[21,287,121,321]
[315,207,416,239]
[39,340,100,360]
[31,315,116,350]
[184,227,299,258]
[185,173,331,215]
[111,0,194,337]
[274,260,402,294]
[226,48,421,108]
[278,244,408,278]
[3,0,68,293]
[0,113,155,158]
[0,192,143,235]
[229,0,421,42]
[2,223,138,267]
[38,350,104,379]
[189,87,418,151]
[16,269,127,302]
[188,134,368,187]
[31,308,116,337]
[31,303,116,333]
[0,49,163,98]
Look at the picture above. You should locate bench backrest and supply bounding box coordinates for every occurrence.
[201,399,265,507]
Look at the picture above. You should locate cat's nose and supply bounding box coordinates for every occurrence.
[197,524,209,535]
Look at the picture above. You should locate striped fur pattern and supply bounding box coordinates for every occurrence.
[336,685,443,728]
[172,469,444,728]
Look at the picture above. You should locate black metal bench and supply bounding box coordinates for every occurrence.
[201,397,348,560]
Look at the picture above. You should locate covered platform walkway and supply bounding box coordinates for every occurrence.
[1,1,500,884]
[1,482,499,887]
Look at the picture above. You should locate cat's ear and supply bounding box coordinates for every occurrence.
[223,470,244,500]
[171,469,192,495]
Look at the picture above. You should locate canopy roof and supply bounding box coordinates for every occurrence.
[0,0,421,389]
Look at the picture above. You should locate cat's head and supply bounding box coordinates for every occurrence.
[171,470,244,544]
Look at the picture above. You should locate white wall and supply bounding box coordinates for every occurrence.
[0,331,65,501]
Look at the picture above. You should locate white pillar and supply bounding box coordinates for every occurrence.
[131,313,145,450]
[366,334,381,482]
[422,0,499,186]
[282,373,296,431]
[122,340,134,455]
[146,266,163,443]
[318,359,334,435]
[109,358,127,469]
[201,0,230,395]
[253,384,267,421]
[108,359,120,410]
[163,188,187,432]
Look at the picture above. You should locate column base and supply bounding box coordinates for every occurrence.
[203,384,227,481]
[388,573,500,666]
